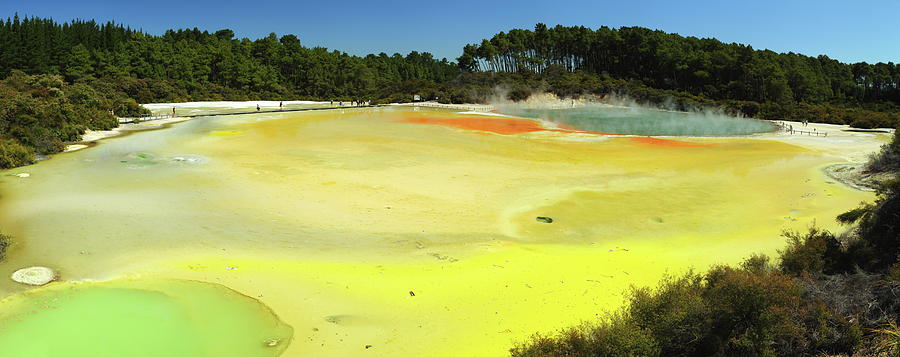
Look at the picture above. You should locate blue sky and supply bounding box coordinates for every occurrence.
[2,0,898,64]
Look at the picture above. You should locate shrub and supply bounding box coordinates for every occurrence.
[510,320,659,357]
[0,71,160,168]
[778,228,846,275]
[702,265,806,356]
[855,180,900,270]
[113,97,149,118]
[888,263,900,282]
[0,233,10,261]
[0,139,34,168]
[626,272,710,355]
[867,126,900,173]
[871,323,900,355]
[836,205,871,224]
[508,87,532,102]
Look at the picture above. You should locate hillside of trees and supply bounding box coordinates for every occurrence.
[0,15,459,102]
[459,24,900,105]
[458,24,900,128]
[0,71,148,168]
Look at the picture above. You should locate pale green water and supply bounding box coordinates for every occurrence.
[0,279,292,357]
[503,106,775,136]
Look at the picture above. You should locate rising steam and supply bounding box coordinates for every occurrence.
[491,92,775,136]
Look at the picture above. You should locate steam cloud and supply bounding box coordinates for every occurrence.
[491,92,774,136]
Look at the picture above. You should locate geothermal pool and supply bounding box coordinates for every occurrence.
[0,279,292,357]
[501,105,775,136]
[0,106,884,356]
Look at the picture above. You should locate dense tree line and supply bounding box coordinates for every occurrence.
[0,15,459,100]
[459,24,900,105]
[458,24,900,128]
[511,134,900,356]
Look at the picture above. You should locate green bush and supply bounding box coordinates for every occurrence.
[867,126,900,173]
[510,255,864,356]
[0,71,157,168]
[627,273,710,355]
[0,233,10,261]
[508,87,533,102]
[854,179,900,270]
[511,320,659,357]
[778,228,842,275]
[0,139,33,168]
[701,265,805,356]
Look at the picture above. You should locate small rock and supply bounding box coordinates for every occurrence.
[265,339,280,347]
[11,266,57,286]
[535,216,553,223]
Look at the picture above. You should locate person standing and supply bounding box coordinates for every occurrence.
[279,101,283,110]
[256,104,260,111]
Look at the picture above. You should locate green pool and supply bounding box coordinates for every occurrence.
[0,279,293,357]
[503,106,775,136]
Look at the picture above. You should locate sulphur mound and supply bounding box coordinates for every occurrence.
[10,266,56,286]
[0,279,293,357]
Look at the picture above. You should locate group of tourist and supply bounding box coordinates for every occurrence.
[775,120,827,137]
[329,100,371,107]
[168,100,373,117]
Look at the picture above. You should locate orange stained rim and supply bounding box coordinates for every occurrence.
[629,136,714,148]
[401,116,616,136]
[401,115,713,148]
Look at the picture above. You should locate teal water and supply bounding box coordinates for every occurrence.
[504,106,775,136]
